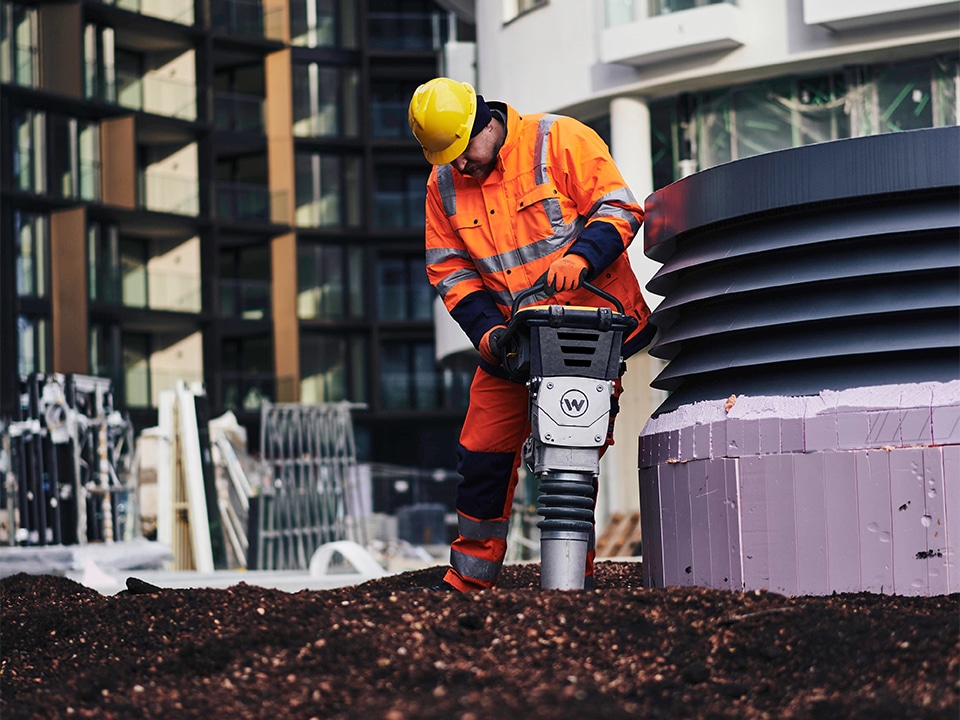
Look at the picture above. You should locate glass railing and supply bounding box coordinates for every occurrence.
[148,269,202,312]
[97,0,194,25]
[89,266,201,312]
[292,107,340,138]
[116,69,196,121]
[372,191,426,229]
[649,0,736,16]
[220,278,270,319]
[210,0,263,36]
[370,100,408,138]
[140,172,200,216]
[295,196,340,228]
[79,159,101,202]
[217,181,272,223]
[124,368,204,409]
[214,92,264,132]
[85,59,117,103]
[10,43,38,87]
[367,12,446,51]
[222,371,275,412]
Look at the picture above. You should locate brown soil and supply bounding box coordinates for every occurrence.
[2,563,957,720]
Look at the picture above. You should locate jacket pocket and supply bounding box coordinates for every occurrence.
[516,183,559,211]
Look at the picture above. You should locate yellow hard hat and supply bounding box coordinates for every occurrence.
[408,78,477,165]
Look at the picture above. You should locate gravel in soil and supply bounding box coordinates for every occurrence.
[2,562,957,719]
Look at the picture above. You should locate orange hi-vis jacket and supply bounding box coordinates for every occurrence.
[424,101,652,357]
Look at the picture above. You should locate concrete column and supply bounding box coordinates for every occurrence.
[597,96,667,543]
[609,95,661,310]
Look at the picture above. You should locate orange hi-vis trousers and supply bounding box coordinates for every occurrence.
[443,366,623,592]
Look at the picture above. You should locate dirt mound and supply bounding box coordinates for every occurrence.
[2,563,956,719]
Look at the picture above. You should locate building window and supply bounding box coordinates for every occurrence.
[649,0,734,16]
[294,152,362,227]
[371,78,424,139]
[379,341,439,410]
[503,0,548,24]
[297,242,364,319]
[300,333,366,404]
[290,0,357,48]
[0,2,37,87]
[14,210,47,298]
[17,315,48,376]
[292,63,359,138]
[13,109,44,194]
[376,254,433,322]
[373,165,428,229]
[220,246,271,320]
[84,22,116,102]
[49,115,100,201]
[648,57,958,189]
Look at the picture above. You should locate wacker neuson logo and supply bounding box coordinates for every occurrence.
[560,389,588,417]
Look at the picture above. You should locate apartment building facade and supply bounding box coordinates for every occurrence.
[1,0,480,472]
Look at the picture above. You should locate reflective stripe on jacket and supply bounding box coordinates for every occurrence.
[424,101,652,350]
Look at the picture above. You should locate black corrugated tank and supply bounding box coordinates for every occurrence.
[643,127,960,416]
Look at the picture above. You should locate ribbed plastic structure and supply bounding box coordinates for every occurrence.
[644,127,959,416]
[638,128,960,597]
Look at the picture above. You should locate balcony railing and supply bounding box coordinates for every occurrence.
[140,172,201,216]
[292,107,340,138]
[90,267,201,313]
[125,368,204,409]
[97,0,194,25]
[214,92,264,132]
[216,181,274,223]
[649,0,736,16]
[222,371,275,412]
[117,69,196,121]
[373,190,426,229]
[370,100,408,138]
[211,0,261,35]
[220,278,270,320]
[6,43,38,87]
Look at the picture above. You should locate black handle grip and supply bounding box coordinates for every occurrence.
[510,279,626,317]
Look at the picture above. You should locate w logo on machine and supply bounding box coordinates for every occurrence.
[559,389,589,417]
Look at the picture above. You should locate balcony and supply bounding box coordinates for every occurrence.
[600,1,747,67]
[802,0,959,30]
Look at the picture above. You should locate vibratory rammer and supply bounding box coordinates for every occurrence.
[499,281,637,590]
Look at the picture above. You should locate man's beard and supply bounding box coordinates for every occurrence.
[456,156,497,182]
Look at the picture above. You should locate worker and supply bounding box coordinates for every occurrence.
[408,78,655,591]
